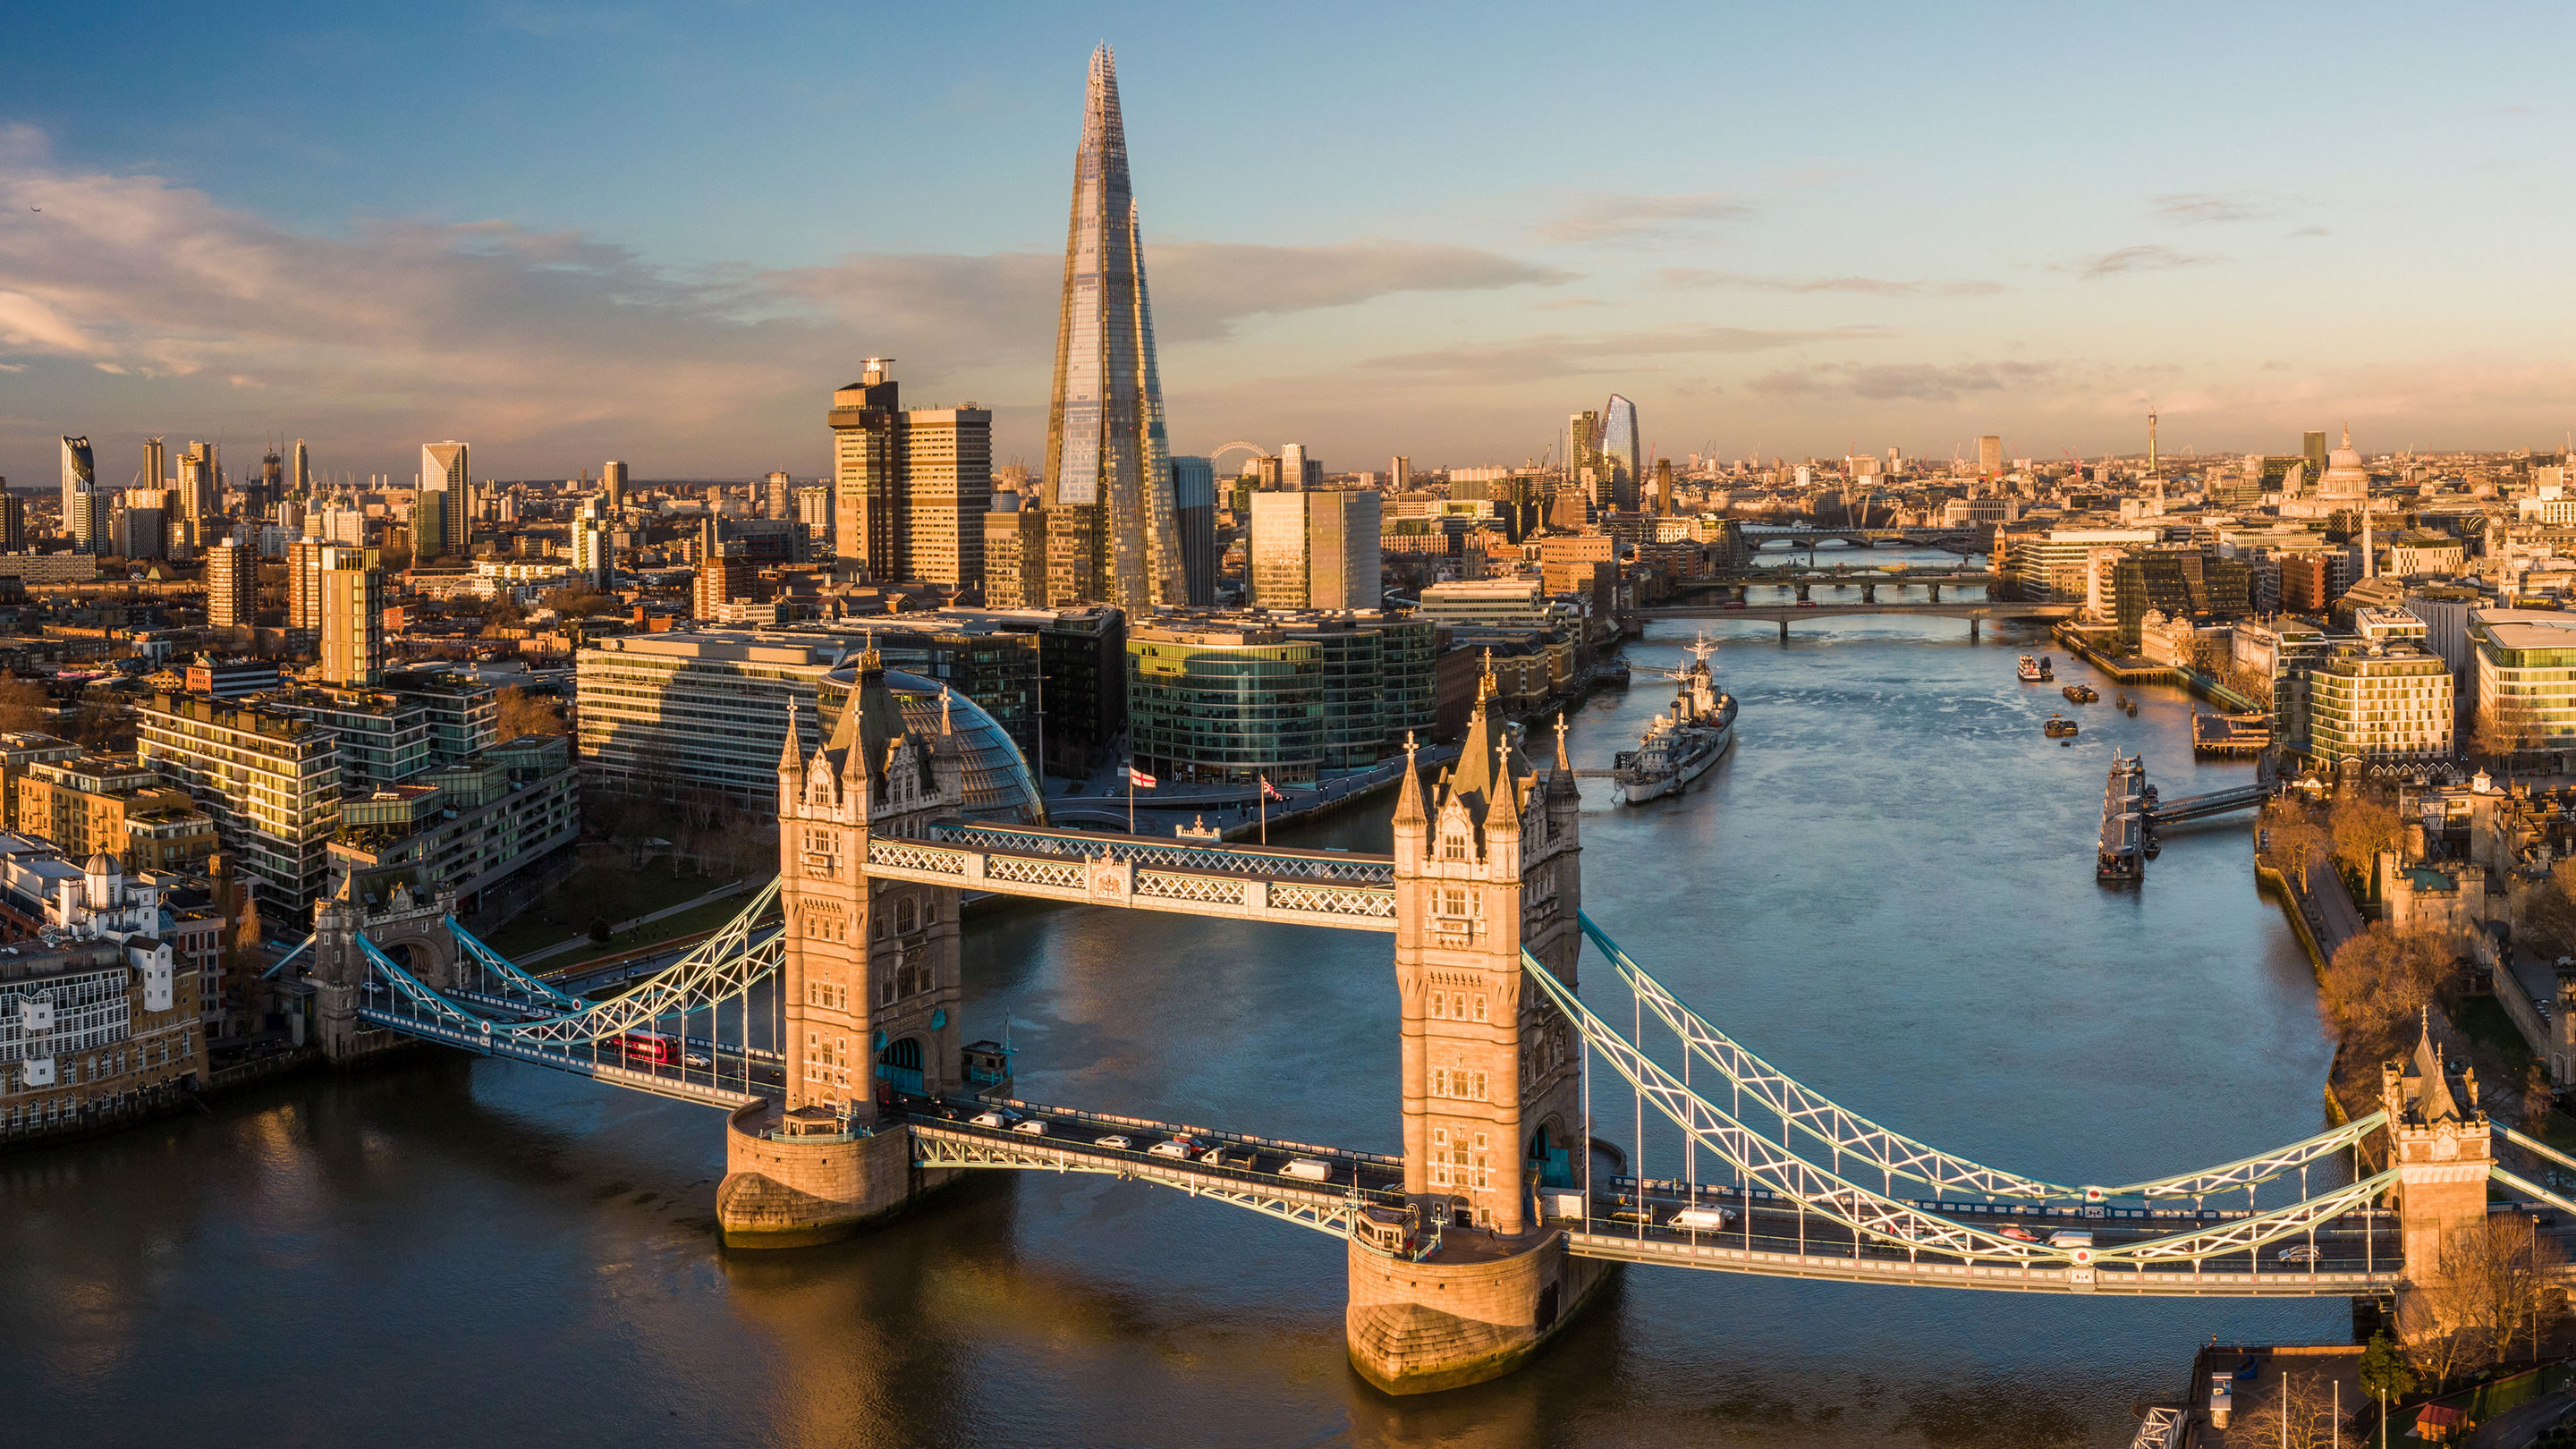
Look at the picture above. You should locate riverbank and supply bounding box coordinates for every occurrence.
[2053,621,2268,713]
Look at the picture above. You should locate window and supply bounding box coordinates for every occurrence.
[1428,991,1446,1020]
[1471,995,1488,1023]
[1440,832,1467,862]
[1438,887,1470,919]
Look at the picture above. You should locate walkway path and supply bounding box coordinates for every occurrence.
[513,879,750,965]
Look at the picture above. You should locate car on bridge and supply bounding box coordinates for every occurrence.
[2277,1244,2322,1263]
[1011,1118,1049,1137]
[1148,1135,1197,1159]
[1999,1225,2039,1242]
[1284,1157,1334,1182]
[1094,1134,1133,1150]
[970,1108,1023,1129]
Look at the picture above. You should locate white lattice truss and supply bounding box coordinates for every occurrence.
[909,1124,1380,1238]
[981,852,1085,889]
[863,838,1398,928]
[1584,913,2388,1202]
[866,841,970,877]
[1529,953,2400,1276]
[363,879,784,1046]
[2130,1405,2186,1449]
[930,824,1395,884]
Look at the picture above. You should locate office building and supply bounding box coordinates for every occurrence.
[984,500,1046,607]
[903,405,988,589]
[1418,579,1553,630]
[206,538,256,631]
[115,490,167,559]
[136,693,341,905]
[2470,611,2576,760]
[142,437,166,498]
[318,546,385,687]
[378,666,498,767]
[2308,640,2453,764]
[1126,612,1437,785]
[2304,431,2329,482]
[1250,489,1381,611]
[1391,456,1412,493]
[0,494,23,554]
[419,441,470,559]
[574,631,1041,818]
[829,359,902,578]
[1598,396,1640,512]
[826,616,1040,752]
[1170,455,1217,605]
[764,470,792,520]
[1568,412,1599,479]
[1998,527,2159,603]
[292,439,309,496]
[1039,46,1185,609]
[602,459,627,513]
[59,436,99,553]
[1977,436,2004,477]
[326,733,579,908]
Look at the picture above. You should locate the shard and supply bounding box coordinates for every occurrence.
[1042,44,1183,608]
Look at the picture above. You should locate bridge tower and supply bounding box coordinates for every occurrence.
[310,871,459,1063]
[1347,663,1611,1394]
[718,647,967,1248]
[2381,1021,2491,1318]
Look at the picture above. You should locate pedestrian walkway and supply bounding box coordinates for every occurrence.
[514,879,750,965]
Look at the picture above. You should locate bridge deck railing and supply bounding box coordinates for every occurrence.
[977,1097,1403,1167]
[928,820,1394,884]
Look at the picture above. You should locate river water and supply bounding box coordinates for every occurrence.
[1,575,2341,1448]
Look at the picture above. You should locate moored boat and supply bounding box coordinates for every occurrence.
[1614,635,1737,805]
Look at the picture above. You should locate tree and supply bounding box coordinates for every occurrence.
[2401,1217,2569,1387]
[2330,793,2406,892]
[496,686,565,741]
[2265,801,2333,894]
[2472,699,2545,781]
[541,586,621,619]
[2320,925,2457,1063]
[587,915,613,945]
[0,674,49,735]
[2233,1364,2343,1449]
[2358,1332,2417,1442]
[483,595,527,629]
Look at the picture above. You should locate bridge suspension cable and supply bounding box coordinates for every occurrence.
[447,917,586,1012]
[1580,912,2387,1202]
[1530,951,2395,1272]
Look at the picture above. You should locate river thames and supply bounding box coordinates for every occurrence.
[1,602,2343,1447]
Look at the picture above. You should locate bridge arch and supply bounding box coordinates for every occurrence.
[877,1035,925,1096]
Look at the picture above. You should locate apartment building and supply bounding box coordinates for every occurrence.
[134,693,340,905]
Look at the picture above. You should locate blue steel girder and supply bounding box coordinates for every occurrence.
[1529,952,2399,1273]
[1582,911,2388,1202]
[446,917,585,1011]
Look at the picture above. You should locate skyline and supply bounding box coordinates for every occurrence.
[4,3,2574,488]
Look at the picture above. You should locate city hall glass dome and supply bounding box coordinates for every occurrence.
[816,666,1046,826]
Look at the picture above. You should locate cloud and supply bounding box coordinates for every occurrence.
[1358,324,1892,384]
[1749,360,2062,402]
[2080,245,2222,280]
[1526,296,1613,310]
[1659,269,2003,298]
[0,131,1565,469]
[2151,192,2266,225]
[2290,225,2332,238]
[1533,191,1752,245]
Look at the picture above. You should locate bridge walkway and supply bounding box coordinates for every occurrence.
[858,820,1399,932]
[2148,783,2271,826]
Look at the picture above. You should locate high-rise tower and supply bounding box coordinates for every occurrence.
[1041,45,1183,608]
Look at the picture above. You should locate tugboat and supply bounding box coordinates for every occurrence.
[1614,634,1738,805]
[2040,655,2055,681]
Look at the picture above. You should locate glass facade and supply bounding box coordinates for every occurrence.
[1041,45,1183,607]
[1598,395,1640,513]
[815,669,1044,824]
[1127,614,1436,784]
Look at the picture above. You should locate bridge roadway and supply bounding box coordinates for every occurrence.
[1635,602,2078,623]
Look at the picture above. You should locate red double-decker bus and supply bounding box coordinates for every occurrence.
[618,1032,676,1064]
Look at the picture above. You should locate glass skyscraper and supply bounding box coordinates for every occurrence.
[1042,45,1184,609]
[1599,395,1640,513]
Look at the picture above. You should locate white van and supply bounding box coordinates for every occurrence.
[2046,1230,2094,1249]
[1670,1208,1735,1231]
[1284,1157,1334,1182]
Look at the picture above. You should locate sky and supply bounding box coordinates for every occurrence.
[3,0,2572,490]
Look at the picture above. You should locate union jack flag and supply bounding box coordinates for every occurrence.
[1260,776,1284,802]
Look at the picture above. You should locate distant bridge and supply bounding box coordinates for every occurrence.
[1738,525,1992,555]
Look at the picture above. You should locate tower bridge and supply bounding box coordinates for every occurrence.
[270,647,2572,1395]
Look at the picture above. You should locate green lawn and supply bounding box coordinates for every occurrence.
[485,860,749,958]
[2454,994,2539,1080]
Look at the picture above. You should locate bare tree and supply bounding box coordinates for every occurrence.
[0,674,50,735]
[2321,925,2459,1063]
[2402,1217,2570,1386]
[2330,792,2405,891]
[2264,801,2334,894]
[495,686,565,742]
[2231,1364,2343,1449]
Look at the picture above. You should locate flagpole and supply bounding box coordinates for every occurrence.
[1127,764,1134,835]
[1259,775,1267,844]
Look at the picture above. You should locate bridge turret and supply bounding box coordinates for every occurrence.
[2381,1014,2492,1301]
